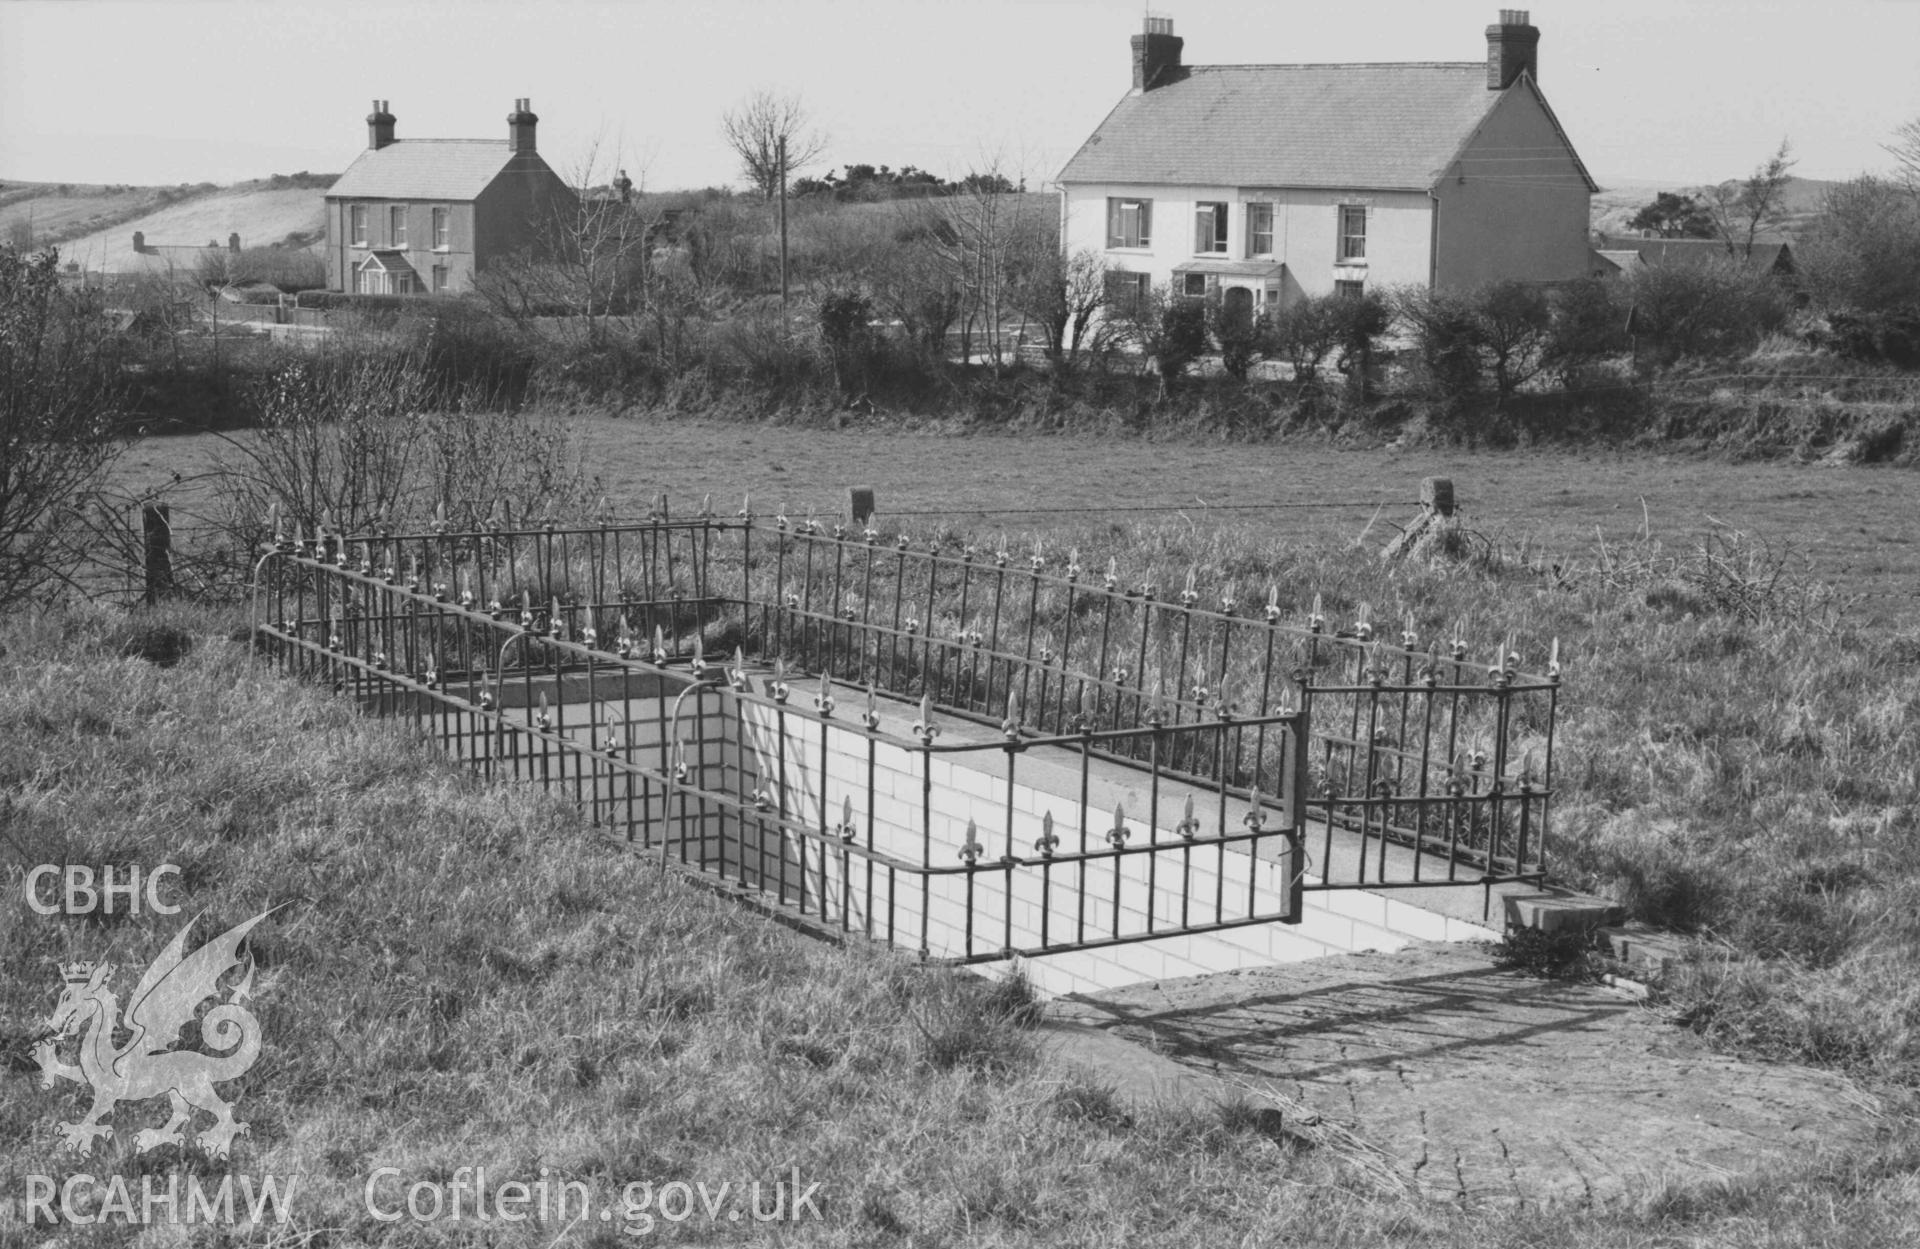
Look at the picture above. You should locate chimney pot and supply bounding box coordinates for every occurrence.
[1486,10,1540,90]
[507,97,539,154]
[1131,17,1184,92]
[367,99,397,150]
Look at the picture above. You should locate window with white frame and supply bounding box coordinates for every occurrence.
[390,205,408,248]
[1338,205,1367,261]
[1194,202,1228,254]
[1106,198,1152,249]
[1181,272,1214,298]
[1247,203,1274,257]
[349,204,367,247]
[432,206,449,250]
[1335,278,1366,298]
[432,265,448,293]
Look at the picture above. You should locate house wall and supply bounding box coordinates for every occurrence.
[1061,182,1434,304]
[324,197,478,294]
[471,154,576,275]
[1431,83,1592,288]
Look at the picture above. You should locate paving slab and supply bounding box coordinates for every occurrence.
[1048,941,1883,1207]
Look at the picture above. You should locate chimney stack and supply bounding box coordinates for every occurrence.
[507,97,538,154]
[367,99,396,150]
[1486,10,1539,90]
[1131,16,1183,92]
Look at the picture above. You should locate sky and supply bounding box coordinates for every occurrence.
[2,0,1918,192]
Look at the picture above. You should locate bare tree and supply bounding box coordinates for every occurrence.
[721,91,827,200]
[0,246,124,605]
[1705,139,1798,259]
[475,138,662,337]
[1887,116,1920,199]
[1014,246,1109,368]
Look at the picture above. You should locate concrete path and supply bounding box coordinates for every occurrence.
[1047,941,1884,1208]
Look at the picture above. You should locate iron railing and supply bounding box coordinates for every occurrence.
[255,511,1556,902]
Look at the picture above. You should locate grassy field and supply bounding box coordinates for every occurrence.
[4,605,1920,1246]
[123,416,1920,624]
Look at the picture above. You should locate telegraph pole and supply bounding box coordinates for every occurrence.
[778,135,789,314]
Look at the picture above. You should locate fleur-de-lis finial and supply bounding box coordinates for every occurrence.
[1002,690,1022,739]
[814,671,836,716]
[836,795,858,843]
[959,819,984,865]
[1180,566,1199,608]
[652,625,667,666]
[729,647,749,692]
[1035,811,1059,858]
[1308,593,1326,633]
[1176,794,1201,840]
[1548,637,1562,680]
[690,634,706,676]
[912,693,939,744]
[1243,788,1266,831]
[770,658,790,704]
[1107,801,1130,849]
[1265,584,1282,624]
[535,691,552,732]
[862,684,882,731]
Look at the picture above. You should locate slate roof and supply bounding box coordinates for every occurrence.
[1057,63,1587,192]
[1606,237,1796,275]
[326,140,517,201]
[358,249,418,275]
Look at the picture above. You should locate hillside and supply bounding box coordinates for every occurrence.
[1591,174,1834,240]
[0,180,219,249]
[54,185,329,275]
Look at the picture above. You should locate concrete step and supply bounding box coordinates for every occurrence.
[1501,888,1624,934]
[1596,922,1697,978]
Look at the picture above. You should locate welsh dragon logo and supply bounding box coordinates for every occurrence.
[32,906,281,1158]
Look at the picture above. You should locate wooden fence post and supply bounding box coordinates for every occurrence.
[142,504,174,605]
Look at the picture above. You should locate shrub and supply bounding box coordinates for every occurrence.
[0,245,124,607]
[1396,285,1485,406]
[1326,289,1391,400]
[1265,293,1344,383]
[1822,306,1920,369]
[818,289,878,392]
[1545,277,1628,387]
[1797,175,1920,316]
[1623,260,1790,362]
[1204,289,1265,380]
